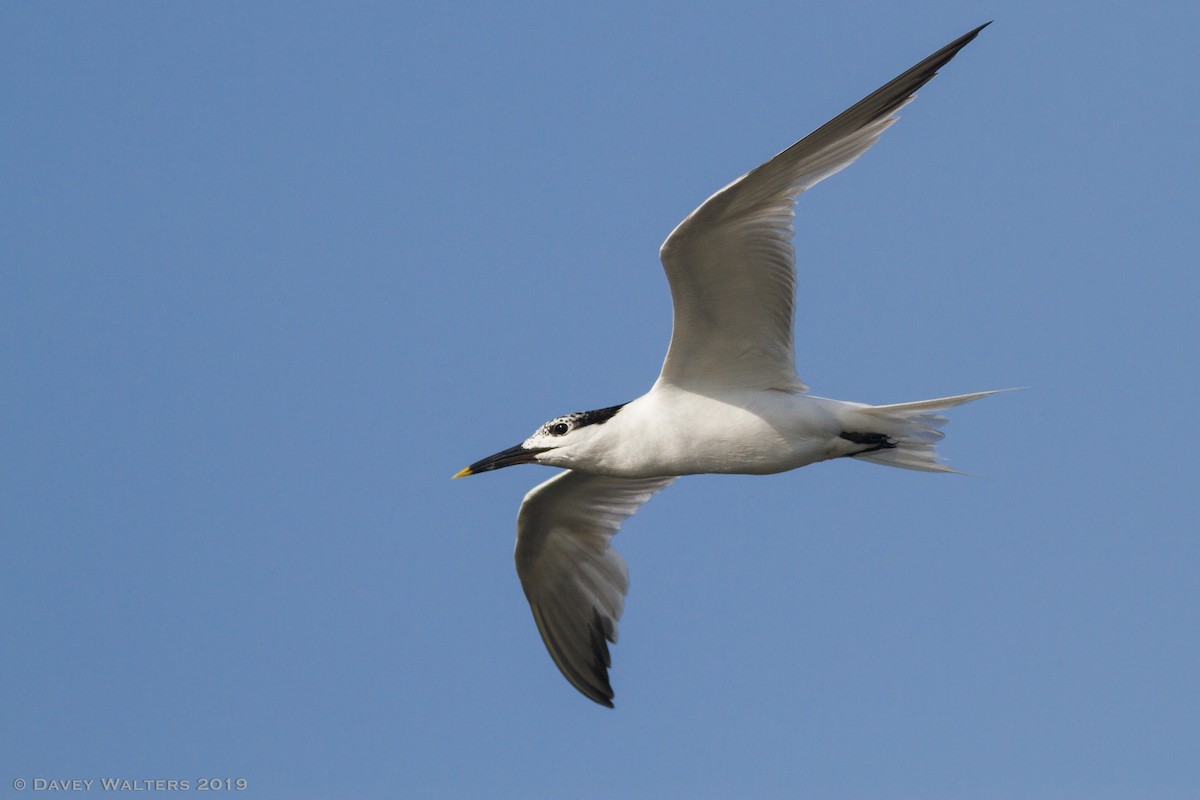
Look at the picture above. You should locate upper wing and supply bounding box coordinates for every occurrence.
[514,470,675,707]
[656,24,989,393]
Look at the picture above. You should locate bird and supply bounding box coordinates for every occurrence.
[455,23,998,707]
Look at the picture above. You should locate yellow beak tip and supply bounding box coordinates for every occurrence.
[452,466,473,479]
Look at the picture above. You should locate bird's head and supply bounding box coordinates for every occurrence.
[453,403,626,478]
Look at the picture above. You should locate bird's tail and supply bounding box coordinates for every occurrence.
[848,390,1004,473]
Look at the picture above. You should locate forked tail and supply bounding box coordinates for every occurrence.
[847,390,1004,473]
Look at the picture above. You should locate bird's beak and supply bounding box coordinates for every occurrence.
[453,443,550,478]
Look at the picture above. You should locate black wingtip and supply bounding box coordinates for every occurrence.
[947,22,992,56]
[586,608,617,707]
[932,22,992,65]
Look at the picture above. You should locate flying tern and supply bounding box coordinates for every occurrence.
[456,24,998,707]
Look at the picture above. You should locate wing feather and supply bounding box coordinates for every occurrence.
[656,24,989,392]
[515,470,675,707]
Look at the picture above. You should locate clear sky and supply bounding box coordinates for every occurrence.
[3,1,1198,798]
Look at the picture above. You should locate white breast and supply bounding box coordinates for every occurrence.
[581,386,851,477]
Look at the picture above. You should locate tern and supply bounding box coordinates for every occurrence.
[456,24,999,707]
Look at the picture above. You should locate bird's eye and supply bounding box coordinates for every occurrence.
[549,422,570,436]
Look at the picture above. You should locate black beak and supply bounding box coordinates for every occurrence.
[453,443,550,478]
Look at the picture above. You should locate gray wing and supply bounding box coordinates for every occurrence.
[514,470,675,707]
[656,24,988,393]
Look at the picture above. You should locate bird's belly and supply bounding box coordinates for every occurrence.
[657,428,832,476]
[601,392,846,477]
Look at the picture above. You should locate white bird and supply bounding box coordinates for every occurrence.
[455,24,998,707]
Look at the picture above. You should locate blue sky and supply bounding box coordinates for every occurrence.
[3,1,1198,798]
